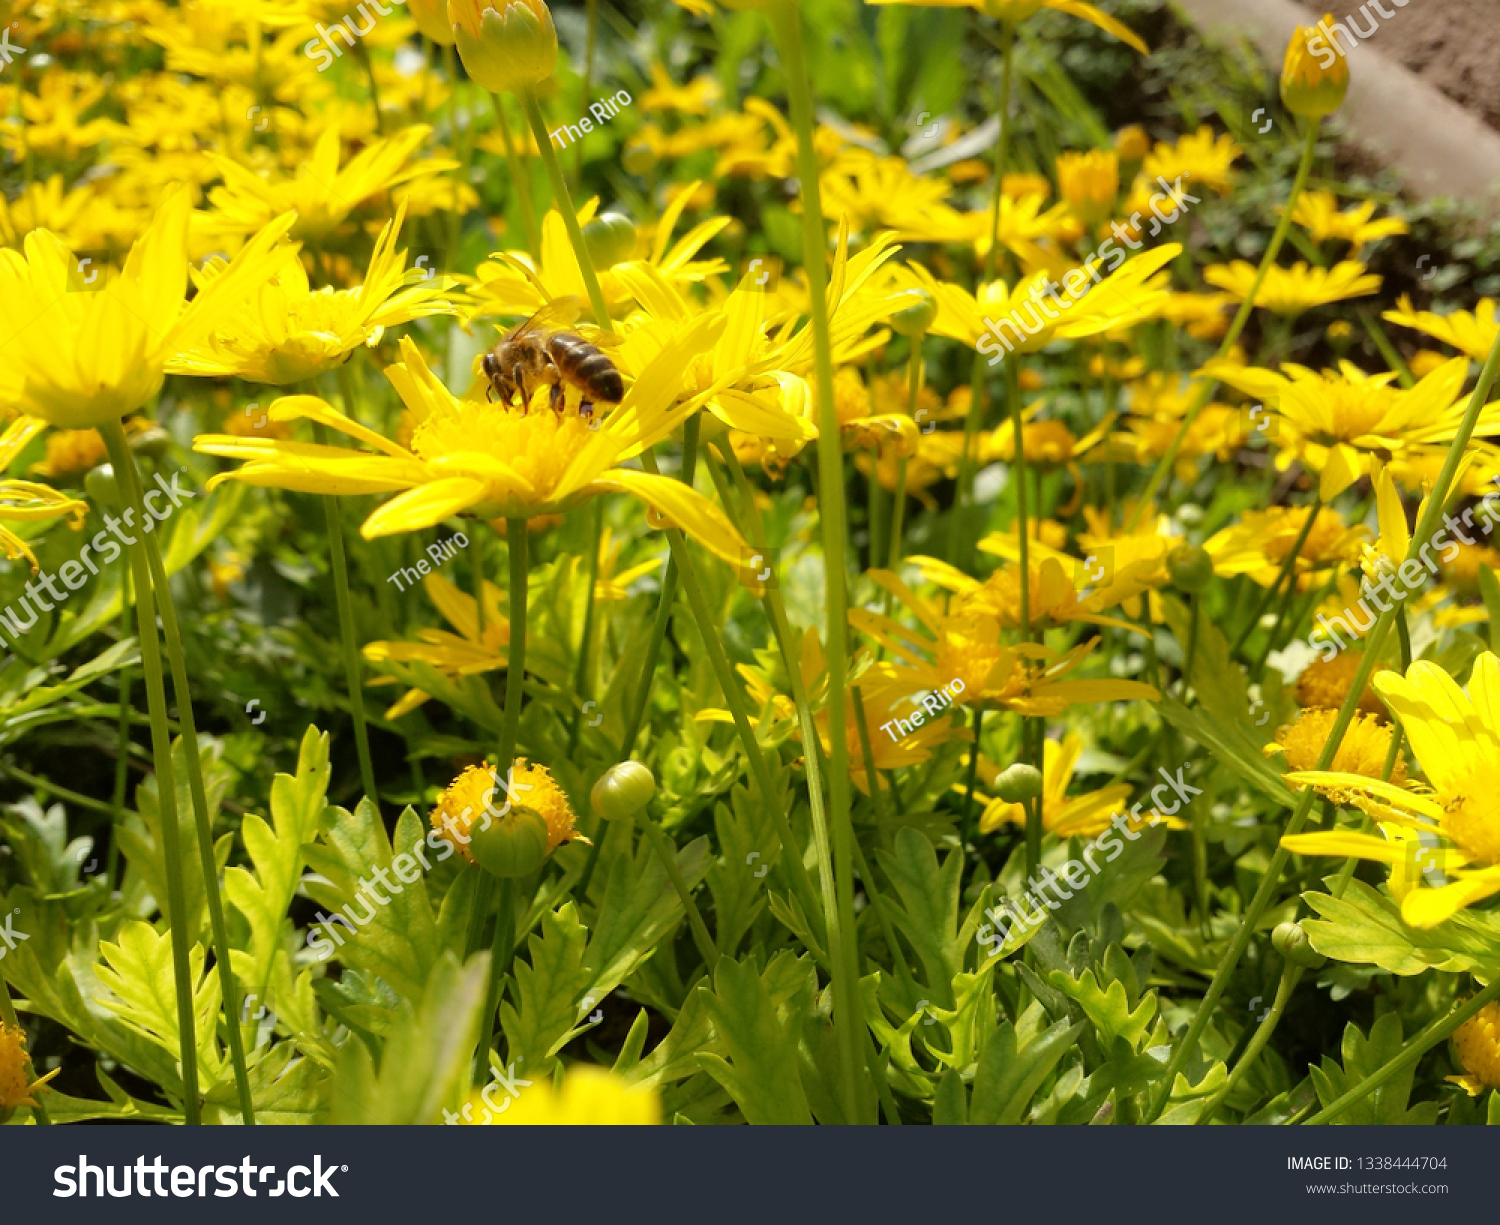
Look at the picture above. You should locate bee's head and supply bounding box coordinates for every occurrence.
[481,352,501,380]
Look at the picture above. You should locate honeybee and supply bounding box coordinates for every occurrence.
[482,296,624,415]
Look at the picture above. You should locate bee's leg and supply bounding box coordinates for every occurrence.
[550,382,564,412]
[580,400,595,423]
[513,366,527,413]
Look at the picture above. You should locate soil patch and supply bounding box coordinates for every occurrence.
[1301,0,1500,132]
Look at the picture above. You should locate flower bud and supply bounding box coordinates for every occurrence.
[469,803,550,879]
[995,763,1043,804]
[583,213,637,268]
[1271,920,1326,969]
[1280,15,1348,119]
[622,139,656,176]
[410,0,457,44]
[888,289,938,338]
[84,464,122,506]
[129,426,172,459]
[1166,542,1214,593]
[448,0,557,96]
[591,762,656,822]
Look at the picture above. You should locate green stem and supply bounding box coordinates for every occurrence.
[475,875,515,1082]
[767,0,866,1125]
[1127,120,1321,533]
[443,42,470,270]
[950,22,1013,568]
[639,450,825,937]
[963,707,986,853]
[1303,977,1500,1125]
[521,88,612,329]
[575,417,700,899]
[887,338,922,572]
[1145,312,1500,1122]
[1230,496,1322,656]
[1198,962,1300,1124]
[99,426,199,1126]
[1,762,136,821]
[108,605,133,890]
[637,811,719,972]
[490,92,539,261]
[566,500,602,755]
[322,491,379,806]
[473,520,529,1070]
[472,514,487,642]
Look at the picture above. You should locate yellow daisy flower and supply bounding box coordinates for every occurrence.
[0,187,295,429]
[431,759,586,863]
[193,330,752,564]
[199,124,454,244]
[1141,126,1241,196]
[457,1064,659,1124]
[1383,295,1499,365]
[1204,504,1368,590]
[1291,191,1408,257]
[1202,260,1381,316]
[167,204,458,386]
[1268,707,1406,803]
[1202,355,1491,500]
[0,417,88,570]
[1282,651,1500,928]
[978,732,1156,837]
[1296,649,1390,717]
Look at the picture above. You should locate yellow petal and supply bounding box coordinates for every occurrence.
[361,477,488,538]
[584,468,747,567]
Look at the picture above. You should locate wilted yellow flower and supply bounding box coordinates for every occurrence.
[0,1022,58,1111]
[1449,1002,1500,1096]
[1296,649,1389,716]
[1269,707,1405,801]
[430,759,584,864]
[450,0,558,95]
[1281,14,1349,118]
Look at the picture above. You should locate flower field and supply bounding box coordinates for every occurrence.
[3,0,1500,1131]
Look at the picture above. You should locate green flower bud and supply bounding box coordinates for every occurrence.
[622,140,656,176]
[84,464,122,506]
[995,763,1044,804]
[1272,920,1326,969]
[591,761,656,822]
[129,426,172,459]
[583,213,637,269]
[1166,542,1214,593]
[450,0,557,96]
[469,803,550,879]
[888,289,938,338]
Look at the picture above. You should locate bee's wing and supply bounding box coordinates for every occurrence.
[505,295,585,343]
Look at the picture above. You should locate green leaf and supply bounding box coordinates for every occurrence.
[328,952,490,1124]
[302,799,442,1001]
[225,725,331,1015]
[1048,967,1157,1052]
[694,954,813,1125]
[94,920,225,1088]
[877,827,963,1008]
[1308,1012,1441,1125]
[499,901,593,1074]
[1157,695,1295,808]
[1302,878,1498,975]
[705,780,776,957]
[969,1002,1084,1125]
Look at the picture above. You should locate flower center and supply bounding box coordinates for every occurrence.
[410,399,595,504]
